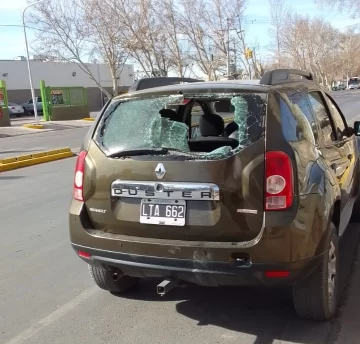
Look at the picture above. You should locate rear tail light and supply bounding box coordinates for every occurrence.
[78,250,91,259]
[11,107,16,110]
[265,271,290,278]
[73,150,87,202]
[265,151,293,210]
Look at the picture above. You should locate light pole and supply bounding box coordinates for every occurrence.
[22,0,46,125]
[226,18,230,78]
[93,59,103,107]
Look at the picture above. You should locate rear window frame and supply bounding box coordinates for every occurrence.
[92,90,268,158]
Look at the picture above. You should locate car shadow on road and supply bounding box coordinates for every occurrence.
[115,223,360,344]
[0,176,25,180]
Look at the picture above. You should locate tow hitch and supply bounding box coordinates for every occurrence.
[157,279,183,296]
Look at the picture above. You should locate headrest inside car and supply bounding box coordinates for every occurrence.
[199,114,225,137]
[159,108,180,122]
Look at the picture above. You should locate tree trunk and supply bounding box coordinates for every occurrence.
[109,66,119,96]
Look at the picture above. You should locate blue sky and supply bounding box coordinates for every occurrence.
[1,0,359,61]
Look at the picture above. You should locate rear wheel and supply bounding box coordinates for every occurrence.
[88,265,138,293]
[292,223,339,320]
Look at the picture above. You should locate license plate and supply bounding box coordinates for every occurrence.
[140,199,186,226]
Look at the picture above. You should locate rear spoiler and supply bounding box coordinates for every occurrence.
[129,77,204,91]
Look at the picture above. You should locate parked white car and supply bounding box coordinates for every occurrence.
[348,83,359,90]
[8,102,26,117]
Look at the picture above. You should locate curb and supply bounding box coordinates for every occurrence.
[0,148,75,172]
[22,123,45,129]
[83,118,95,121]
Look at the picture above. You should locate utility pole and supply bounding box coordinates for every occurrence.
[226,18,231,79]
[233,42,237,79]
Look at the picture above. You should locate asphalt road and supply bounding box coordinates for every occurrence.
[0,127,89,159]
[331,90,360,124]
[1,90,360,344]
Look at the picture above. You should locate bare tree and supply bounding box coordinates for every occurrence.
[80,0,128,95]
[268,0,288,67]
[27,0,129,97]
[314,0,360,17]
[233,25,254,79]
[110,0,172,77]
[271,12,359,89]
[177,0,247,80]
[152,0,191,77]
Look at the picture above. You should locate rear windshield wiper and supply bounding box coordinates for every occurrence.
[107,148,169,158]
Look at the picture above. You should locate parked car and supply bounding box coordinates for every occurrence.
[69,69,360,321]
[8,102,27,117]
[332,82,346,91]
[21,96,43,115]
[348,84,358,90]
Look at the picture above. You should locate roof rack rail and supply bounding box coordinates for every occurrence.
[260,68,314,86]
[129,77,204,91]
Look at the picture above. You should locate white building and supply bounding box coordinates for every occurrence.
[0,59,134,111]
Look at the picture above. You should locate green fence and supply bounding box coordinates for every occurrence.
[40,80,89,121]
[0,80,10,127]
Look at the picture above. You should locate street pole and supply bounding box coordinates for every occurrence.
[233,42,237,79]
[97,63,103,106]
[93,59,103,106]
[22,0,45,125]
[226,18,230,79]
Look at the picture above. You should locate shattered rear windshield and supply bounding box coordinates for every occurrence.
[94,91,267,160]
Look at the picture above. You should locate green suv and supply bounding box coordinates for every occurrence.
[69,69,360,320]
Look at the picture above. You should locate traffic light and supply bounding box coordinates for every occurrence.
[245,48,253,59]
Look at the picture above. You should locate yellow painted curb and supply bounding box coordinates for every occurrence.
[0,148,75,172]
[83,118,95,121]
[22,123,45,129]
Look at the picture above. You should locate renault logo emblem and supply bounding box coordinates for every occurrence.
[155,163,166,179]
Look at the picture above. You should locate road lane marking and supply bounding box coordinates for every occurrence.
[4,286,98,344]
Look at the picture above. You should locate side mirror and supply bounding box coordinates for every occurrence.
[354,121,360,136]
[348,127,354,136]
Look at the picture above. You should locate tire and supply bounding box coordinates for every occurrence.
[292,223,339,320]
[88,265,138,293]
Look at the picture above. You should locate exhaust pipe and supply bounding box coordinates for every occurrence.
[112,272,121,282]
[157,279,178,296]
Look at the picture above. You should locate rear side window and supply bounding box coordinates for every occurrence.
[280,92,317,145]
[288,92,318,144]
[279,98,302,142]
[324,94,348,140]
[307,92,335,145]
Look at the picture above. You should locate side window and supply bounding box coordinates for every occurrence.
[190,102,205,138]
[37,96,42,102]
[287,92,318,144]
[279,98,302,142]
[325,95,348,140]
[307,91,336,145]
[28,99,33,104]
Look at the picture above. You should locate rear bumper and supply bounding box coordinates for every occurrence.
[72,243,323,287]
